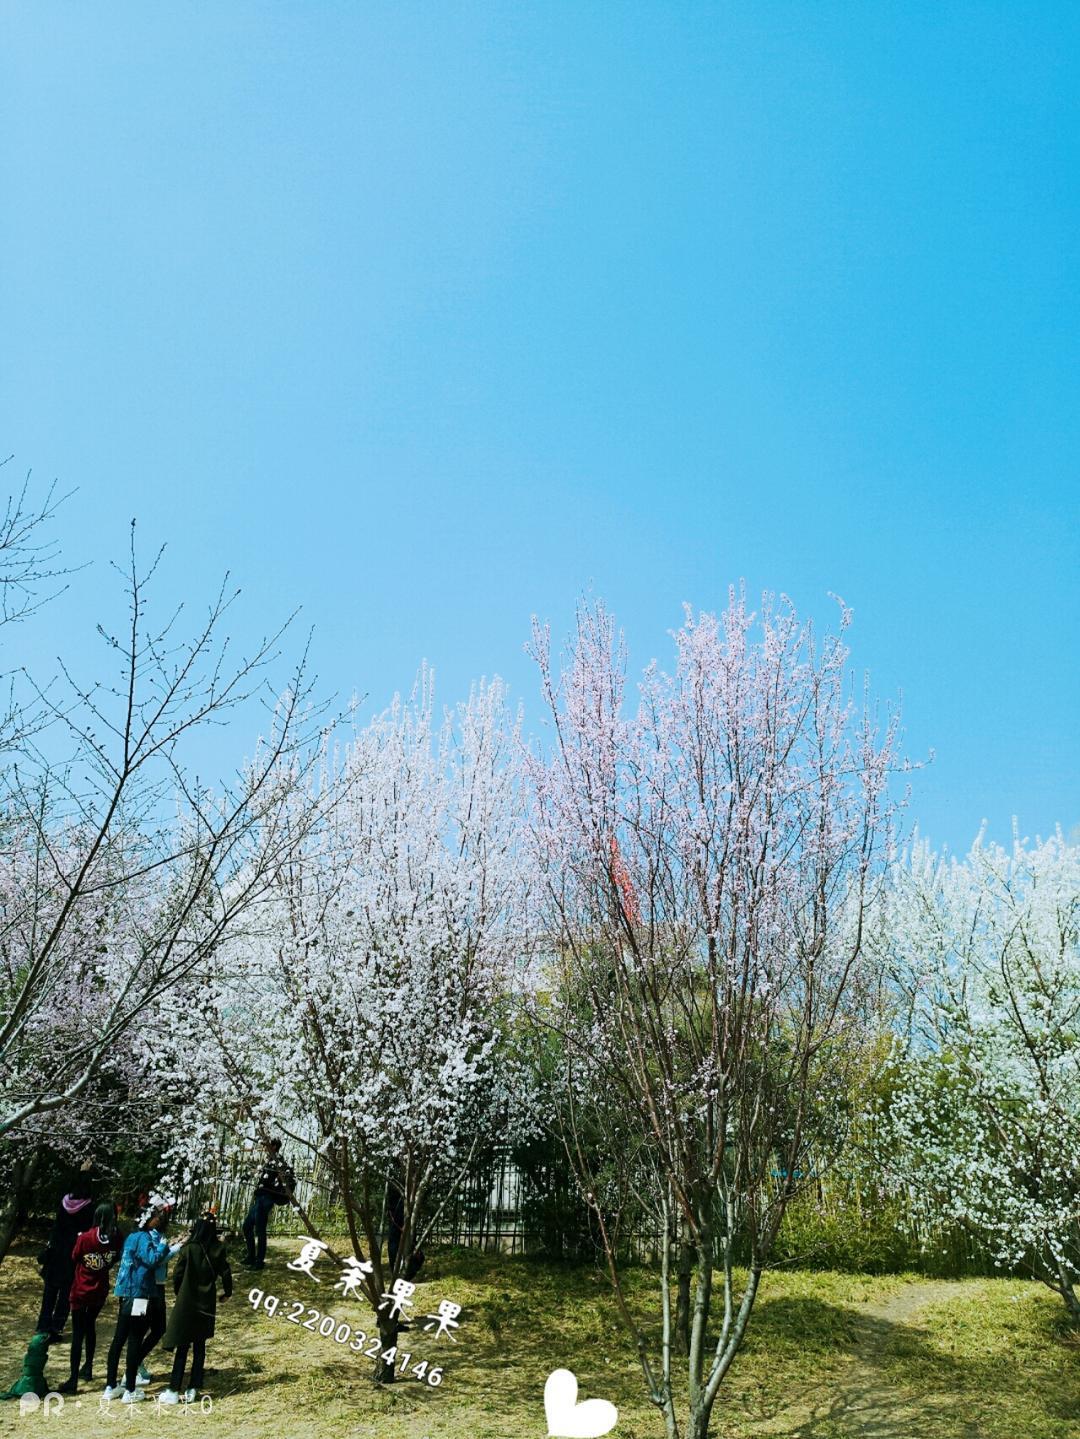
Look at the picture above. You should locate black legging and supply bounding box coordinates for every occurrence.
[169,1338,206,1393]
[35,1277,71,1335]
[138,1290,167,1368]
[106,1302,149,1392]
[69,1308,101,1380]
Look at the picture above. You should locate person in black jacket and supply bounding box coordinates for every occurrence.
[386,1179,425,1282]
[35,1169,95,1340]
[159,1213,232,1404]
[241,1140,295,1270]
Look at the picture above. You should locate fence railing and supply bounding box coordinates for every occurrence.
[174,1143,1002,1277]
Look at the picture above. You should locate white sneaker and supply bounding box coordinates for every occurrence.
[136,1366,152,1386]
[121,1388,146,1404]
[158,1389,181,1406]
[184,1388,197,1404]
[102,1384,124,1401]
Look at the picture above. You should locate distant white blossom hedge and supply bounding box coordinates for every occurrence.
[881,831,1080,1320]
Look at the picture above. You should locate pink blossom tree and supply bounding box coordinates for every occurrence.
[526,592,902,1439]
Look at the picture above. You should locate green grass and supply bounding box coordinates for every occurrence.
[0,1239,1076,1437]
[871,1281,1080,1439]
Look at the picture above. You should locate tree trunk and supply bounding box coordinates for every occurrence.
[374,1313,400,1384]
[1054,1259,1080,1324]
[695,1263,763,1436]
[0,1147,43,1266]
[687,1224,715,1392]
[687,1403,712,1439]
[674,1237,693,1355]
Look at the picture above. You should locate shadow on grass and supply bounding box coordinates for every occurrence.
[742,1296,1074,1439]
[5,1243,1077,1438]
[743,1295,862,1354]
[208,1365,308,1399]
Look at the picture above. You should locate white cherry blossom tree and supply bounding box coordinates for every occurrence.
[0,528,326,1141]
[880,830,1080,1321]
[155,674,533,1378]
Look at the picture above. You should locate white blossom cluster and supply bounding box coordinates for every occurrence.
[147,677,537,1218]
[880,830,1080,1315]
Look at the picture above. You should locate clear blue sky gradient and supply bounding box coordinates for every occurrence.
[4,2,1078,852]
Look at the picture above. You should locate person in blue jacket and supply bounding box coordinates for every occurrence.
[137,1204,185,1387]
[101,1197,184,1404]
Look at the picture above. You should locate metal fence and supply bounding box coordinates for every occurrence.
[177,1143,616,1258]
[174,1141,998,1277]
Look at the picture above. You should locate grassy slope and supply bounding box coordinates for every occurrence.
[0,1239,1076,1438]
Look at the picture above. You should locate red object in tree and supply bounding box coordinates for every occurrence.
[609,834,640,926]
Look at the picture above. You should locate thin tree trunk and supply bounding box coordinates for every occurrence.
[1054,1258,1080,1324]
[694,1263,763,1436]
[0,1147,43,1265]
[375,1311,401,1384]
[674,1231,693,1355]
[687,1223,714,1403]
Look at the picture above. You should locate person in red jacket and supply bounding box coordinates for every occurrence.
[57,1203,119,1394]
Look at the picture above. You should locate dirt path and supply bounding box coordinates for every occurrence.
[756,1280,976,1439]
[822,1282,966,1438]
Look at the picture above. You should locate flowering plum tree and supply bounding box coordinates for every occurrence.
[0,528,325,1149]
[880,831,1080,1320]
[526,592,901,1439]
[0,811,155,1256]
[156,675,532,1378]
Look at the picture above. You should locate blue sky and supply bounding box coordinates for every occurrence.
[3,1,1078,852]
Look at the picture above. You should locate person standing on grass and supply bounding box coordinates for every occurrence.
[103,1197,183,1404]
[386,1178,425,1282]
[135,1202,185,1387]
[159,1213,232,1406]
[57,1202,120,1394]
[34,1166,95,1340]
[241,1138,295,1270]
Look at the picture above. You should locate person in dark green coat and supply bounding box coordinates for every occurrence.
[158,1214,232,1405]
